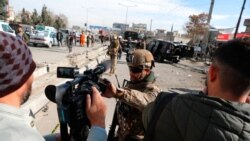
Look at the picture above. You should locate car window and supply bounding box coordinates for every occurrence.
[163,43,168,49]
[148,41,155,51]
[170,43,174,49]
[50,32,55,38]
[61,30,69,35]
[1,24,13,33]
[36,31,49,37]
[155,41,159,48]
[152,41,160,54]
[158,42,163,49]
[124,31,138,40]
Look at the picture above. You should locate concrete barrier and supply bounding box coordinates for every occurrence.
[33,47,108,79]
[33,66,48,79]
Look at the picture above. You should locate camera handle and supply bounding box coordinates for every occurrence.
[57,104,70,141]
[60,122,69,141]
[58,103,89,141]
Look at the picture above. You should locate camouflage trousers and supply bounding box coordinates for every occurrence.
[110,54,118,74]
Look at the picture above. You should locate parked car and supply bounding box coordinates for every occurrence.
[0,21,16,36]
[147,39,180,63]
[29,30,58,48]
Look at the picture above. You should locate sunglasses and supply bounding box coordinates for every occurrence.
[129,66,144,73]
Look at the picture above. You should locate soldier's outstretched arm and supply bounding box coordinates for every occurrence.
[114,88,161,111]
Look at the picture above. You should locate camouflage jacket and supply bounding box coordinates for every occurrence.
[115,72,161,141]
[108,39,120,56]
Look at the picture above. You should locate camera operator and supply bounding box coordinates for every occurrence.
[142,37,250,141]
[103,49,161,141]
[0,31,61,141]
[0,31,108,141]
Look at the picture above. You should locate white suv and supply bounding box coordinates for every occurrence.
[0,21,16,36]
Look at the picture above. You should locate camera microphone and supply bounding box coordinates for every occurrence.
[45,85,56,103]
[45,83,70,103]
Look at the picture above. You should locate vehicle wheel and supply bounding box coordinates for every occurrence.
[155,54,164,62]
[175,51,181,58]
[48,42,52,48]
[33,43,37,47]
[172,57,179,63]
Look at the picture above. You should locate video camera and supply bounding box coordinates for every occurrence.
[44,60,110,141]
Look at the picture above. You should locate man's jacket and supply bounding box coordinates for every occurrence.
[143,94,250,141]
[108,39,119,56]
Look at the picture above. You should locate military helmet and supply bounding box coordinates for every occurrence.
[127,49,155,69]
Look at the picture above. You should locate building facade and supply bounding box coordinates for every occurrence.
[132,23,147,31]
[112,23,129,31]
[244,19,250,33]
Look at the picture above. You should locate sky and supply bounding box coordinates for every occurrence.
[9,0,250,33]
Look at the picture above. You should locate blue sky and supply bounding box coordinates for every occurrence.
[9,0,250,33]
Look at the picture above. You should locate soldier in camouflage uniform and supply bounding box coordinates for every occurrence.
[103,49,161,141]
[108,35,120,75]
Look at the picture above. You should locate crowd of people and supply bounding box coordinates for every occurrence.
[55,30,97,53]
[0,30,249,141]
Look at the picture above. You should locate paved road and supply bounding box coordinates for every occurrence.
[29,44,103,65]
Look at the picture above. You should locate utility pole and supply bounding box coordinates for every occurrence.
[150,19,152,31]
[234,0,247,39]
[82,7,93,32]
[203,0,215,46]
[118,3,137,25]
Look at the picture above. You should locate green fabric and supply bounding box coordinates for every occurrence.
[127,71,156,89]
[23,33,29,43]
[143,94,250,141]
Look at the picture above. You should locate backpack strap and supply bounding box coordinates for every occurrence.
[145,92,178,141]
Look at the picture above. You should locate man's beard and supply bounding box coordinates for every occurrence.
[20,87,32,105]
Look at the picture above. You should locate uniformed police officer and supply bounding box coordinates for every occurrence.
[103,49,161,141]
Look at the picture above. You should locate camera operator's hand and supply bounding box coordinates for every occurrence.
[86,87,107,128]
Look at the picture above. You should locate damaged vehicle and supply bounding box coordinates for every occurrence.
[121,30,140,51]
[147,39,180,63]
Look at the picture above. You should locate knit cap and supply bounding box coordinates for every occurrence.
[0,31,36,97]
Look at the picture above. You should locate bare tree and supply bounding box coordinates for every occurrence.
[185,13,208,44]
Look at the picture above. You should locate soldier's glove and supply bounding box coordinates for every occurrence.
[99,78,111,88]
[114,88,125,98]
